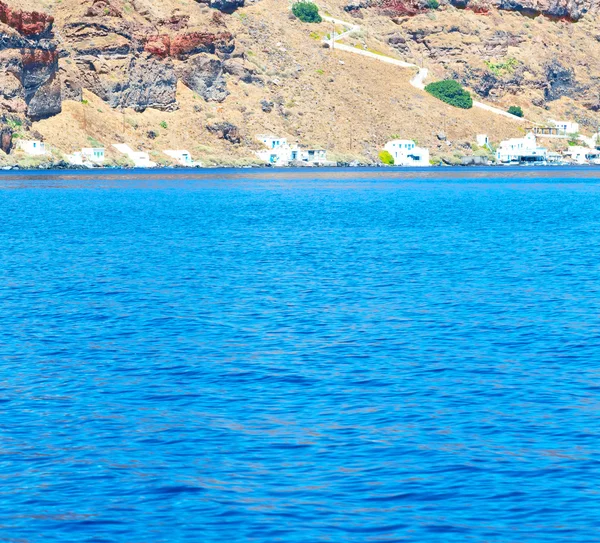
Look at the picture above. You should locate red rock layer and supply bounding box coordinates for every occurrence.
[22,48,58,66]
[0,0,54,37]
[144,31,234,59]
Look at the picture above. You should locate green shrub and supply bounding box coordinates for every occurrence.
[427,0,440,9]
[508,105,524,117]
[567,132,580,146]
[485,57,518,77]
[160,121,168,129]
[292,1,322,23]
[425,79,473,109]
[379,150,394,165]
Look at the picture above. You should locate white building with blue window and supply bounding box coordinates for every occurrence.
[255,135,330,166]
[82,148,105,164]
[257,135,288,150]
[255,135,291,166]
[383,139,430,167]
[549,120,579,136]
[16,139,48,156]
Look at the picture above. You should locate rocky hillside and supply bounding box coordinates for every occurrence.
[1,0,599,165]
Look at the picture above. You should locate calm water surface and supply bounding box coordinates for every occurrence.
[1,168,600,542]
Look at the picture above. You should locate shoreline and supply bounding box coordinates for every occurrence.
[3,163,600,172]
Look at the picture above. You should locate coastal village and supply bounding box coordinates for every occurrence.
[3,0,600,170]
[8,117,600,168]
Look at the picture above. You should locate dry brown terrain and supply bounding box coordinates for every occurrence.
[2,0,599,165]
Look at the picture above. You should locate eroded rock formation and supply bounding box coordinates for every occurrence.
[0,2,61,120]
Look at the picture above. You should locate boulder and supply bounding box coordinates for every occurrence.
[177,54,229,102]
[207,122,241,143]
[196,0,246,14]
[0,124,13,154]
[544,59,577,101]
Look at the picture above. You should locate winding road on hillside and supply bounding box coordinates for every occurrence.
[321,14,526,123]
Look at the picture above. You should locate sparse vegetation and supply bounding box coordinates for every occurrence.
[6,118,22,130]
[427,0,440,9]
[484,58,519,77]
[292,1,322,23]
[87,136,102,148]
[508,105,524,117]
[160,121,168,129]
[425,80,473,109]
[568,132,580,146]
[379,150,394,165]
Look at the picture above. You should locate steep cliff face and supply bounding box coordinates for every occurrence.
[347,0,598,19]
[59,2,241,112]
[0,0,249,123]
[0,2,61,120]
[449,0,598,20]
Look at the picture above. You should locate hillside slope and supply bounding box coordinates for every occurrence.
[1,0,599,165]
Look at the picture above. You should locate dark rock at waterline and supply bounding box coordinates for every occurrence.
[0,124,13,154]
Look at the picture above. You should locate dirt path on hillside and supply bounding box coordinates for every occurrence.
[321,14,526,124]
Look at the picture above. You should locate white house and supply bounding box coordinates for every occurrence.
[496,133,547,164]
[383,139,430,167]
[163,150,201,167]
[65,148,105,167]
[564,146,600,165]
[549,120,579,135]
[112,144,156,168]
[255,135,291,166]
[82,148,105,164]
[255,135,331,166]
[16,139,48,156]
[257,135,288,150]
[476,134,490,148]
[295,148,329,164]
[65,151,84,166]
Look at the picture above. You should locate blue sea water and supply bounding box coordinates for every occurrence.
[1,167,600,542]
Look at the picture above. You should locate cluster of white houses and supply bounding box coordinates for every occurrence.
[10,118,600,167]
[255,135,333,166]
[15,140,202,168]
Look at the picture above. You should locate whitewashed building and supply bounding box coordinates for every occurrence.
[16,139,48,156]
[257,135,288,150]
[476,134,490,148]
[163,150,201,167]
[295,148,328,164]
[496,133,547,164]
[65,151,84,166]
[112,144,156,168]
[65,148,105,167]
[255,135,291,166]
[82,148,105,164]
[255,135,330,166]
[549,120,579,135]
[383,139,430,167]
[565,146,600,165]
